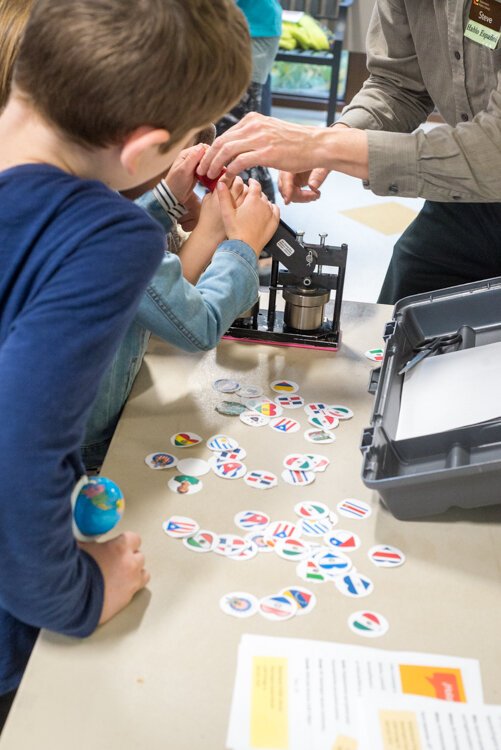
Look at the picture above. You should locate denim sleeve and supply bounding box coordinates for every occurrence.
[135,191,174,233]
[136,240,259,352]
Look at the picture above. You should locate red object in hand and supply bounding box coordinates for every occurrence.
[197,167,227,193]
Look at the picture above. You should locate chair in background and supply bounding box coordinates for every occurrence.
[274,0,354,125]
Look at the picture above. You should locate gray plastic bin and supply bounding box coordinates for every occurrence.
[360,277,501,519]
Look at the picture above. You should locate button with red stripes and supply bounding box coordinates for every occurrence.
[367,544,405,568]
[336,498,372,520]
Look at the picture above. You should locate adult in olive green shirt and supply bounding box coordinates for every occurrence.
[200,0,501,303]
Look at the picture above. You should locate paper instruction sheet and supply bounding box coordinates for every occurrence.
[359,694,501,750]
[226,634,485,750]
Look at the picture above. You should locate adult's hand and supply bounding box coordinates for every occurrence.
[278,124,351,204]
[278,168,328,205]
[197,112,325,180]
[198,114,369,196]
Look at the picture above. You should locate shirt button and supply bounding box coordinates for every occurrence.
[454,50,461,60]
[388,184,399,194]
[461,112,469,121]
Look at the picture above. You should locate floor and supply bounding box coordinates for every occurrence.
[269,106,426,303]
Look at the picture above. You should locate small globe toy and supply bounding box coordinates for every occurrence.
[73,477,125,537]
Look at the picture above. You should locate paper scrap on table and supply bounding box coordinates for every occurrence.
[226,634,484,750]
[396,340,501,440]
[357,694,501,750]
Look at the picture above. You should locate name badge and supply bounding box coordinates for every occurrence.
[465,0,501,49]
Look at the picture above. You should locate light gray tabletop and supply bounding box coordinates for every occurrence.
[2,300,501,750]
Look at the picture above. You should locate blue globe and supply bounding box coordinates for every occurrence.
[74,477,125,537]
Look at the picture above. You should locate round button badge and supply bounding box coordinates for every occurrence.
[313,549,352,576]
[167,474,203,495]
[304,428,336,445]
[365,348,384,363]
[337,498,372,520]
[170,432,202,449]
[176,458,210,477]
[294,501,330,519]
[308,413,339,431]
[281,469,316,487]
[206,434,239,452]
[258,595,297,621]
[269,416,301,434]
[239,411,270,428]
[213,378,240,393]
[234,510,270,530]
[237,385,263,400]
[324,529,361,552]
[243,470,278,490]
[212,461,247,480]
[253,401,283,418]
[367,544,405,568]
[335,572,374,598]
[348,610,389,638]
[144,452,177,470]
[215,400,247,417]
[270,380,299,394]
[274,394,304,409]
[280,587,317,616]
[220,592,258,618]
[183,530,218,553]
[274,537,311,561]
[162,516,199,538]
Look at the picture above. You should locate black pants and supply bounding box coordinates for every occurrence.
[0,690,16,735]
[378,201,501,304]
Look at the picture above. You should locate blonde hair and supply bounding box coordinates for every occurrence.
[0,0,34,110]
[14,0,251,150]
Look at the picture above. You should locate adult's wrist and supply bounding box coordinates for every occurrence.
[320,126,370,181]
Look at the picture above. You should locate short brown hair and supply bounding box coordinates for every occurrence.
[13,0,251,150]
[0,0,34,111]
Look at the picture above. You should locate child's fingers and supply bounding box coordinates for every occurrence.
[220,171,236,189]
[230,176,245,200]
[247,178,262,197]
[234,183,249,208]
[181,143,206,172]
[216,180,235,223]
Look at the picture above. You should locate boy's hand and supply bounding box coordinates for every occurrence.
[79,531,149,625]
[194,174,247,247]
[217,178,280,256]
[178,192,201,232]
[165,144,206,205]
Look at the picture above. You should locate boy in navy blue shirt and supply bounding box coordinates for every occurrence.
[0,0,280,725]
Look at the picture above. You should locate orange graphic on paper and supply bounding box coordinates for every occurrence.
[399,665,466,702]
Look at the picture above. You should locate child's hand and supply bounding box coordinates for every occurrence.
[194,175,247,247]
[178,192,201,232]
[217,178,280,256]
[164,143,206,205]
[79,531,149,624]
